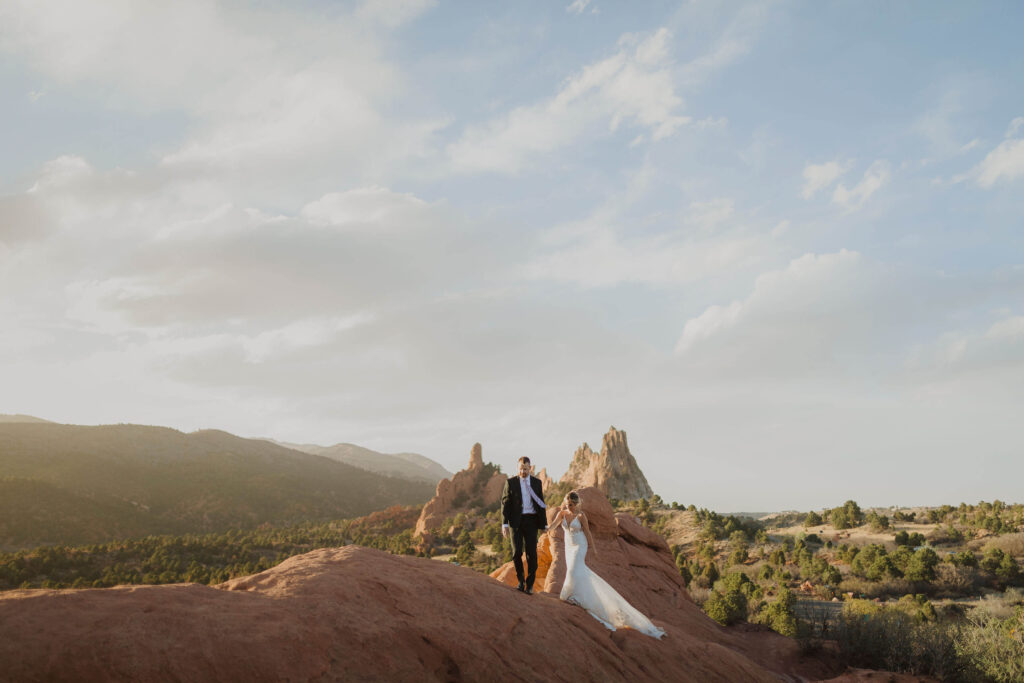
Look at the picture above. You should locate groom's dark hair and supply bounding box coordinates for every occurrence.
[518,456,531,465]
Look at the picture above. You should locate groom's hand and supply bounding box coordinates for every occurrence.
[501,525,510,539]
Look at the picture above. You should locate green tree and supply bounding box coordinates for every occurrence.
[842,500,864,526]
[831,508,850,530]
[455,538,476,565]
[704,588,747,625]
[904,548,939,582]
[676,555,692,586]
[866,512,889,532]
[757,586,798,636]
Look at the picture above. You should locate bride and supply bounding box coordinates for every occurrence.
[548,491,666,639]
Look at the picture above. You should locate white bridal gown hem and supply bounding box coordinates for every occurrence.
[559,516,666,639]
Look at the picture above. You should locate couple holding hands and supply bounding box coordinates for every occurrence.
[500,456,665,638]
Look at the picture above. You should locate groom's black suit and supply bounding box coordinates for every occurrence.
[501,475,547,591]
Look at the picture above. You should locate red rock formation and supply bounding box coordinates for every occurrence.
[414,443,504,537]
[561,426,654,501]
[0,543,846,682]
[534,466,553,491]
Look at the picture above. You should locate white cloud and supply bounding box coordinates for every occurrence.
[800,160,848,199]
[523,228,766,288]
[241,314,375,363]
[975,138,1024,188]
[672,0,768,88]
[675,301,742,353]
[1005,117,1024,138]
[673,250,897,375]
[446,28,688,173]
[566,0,592,15]
[908,314,1024,372]
[0,0,437,198]
[300,186,436,230]
[687,198,734,232]
[832,160,890,211]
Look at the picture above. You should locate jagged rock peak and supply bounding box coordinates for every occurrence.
[560,426,653,502]
[468,443,483,470]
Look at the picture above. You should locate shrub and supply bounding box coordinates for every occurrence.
[454,538,476,565]
[985,533,1024,558]
[894,593,937,622]
[833,607,964,680]
[804,511,823,527]
[949,550,978,568]
[905,548,940,582]
[704,587,747,625]
[866,511,890,532]
[934,563,980,595]
[718,570,756,597]
[676,555,692,586]
[688,586,710,607]
[754,586,798,637]
[831,508,850,530]
[866,555,899,582]
[927,525,964,546]
[821,563,842,585]
[955,609,1024,682]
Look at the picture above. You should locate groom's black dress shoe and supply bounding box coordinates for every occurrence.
[517,582,525,592]
[526,587,534,595]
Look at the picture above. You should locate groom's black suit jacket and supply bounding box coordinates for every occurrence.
[501,475,547,529]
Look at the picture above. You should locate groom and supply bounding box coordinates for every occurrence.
[501,456,547,594]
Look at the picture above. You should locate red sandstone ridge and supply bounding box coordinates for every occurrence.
[1,543,849,682]
[414,443,505,536]
[561,426,653,501]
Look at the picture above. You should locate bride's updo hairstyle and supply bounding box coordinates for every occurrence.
[567,491,580,506]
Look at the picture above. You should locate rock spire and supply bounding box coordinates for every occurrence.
[560,426,653,501]
[414,443,504,536]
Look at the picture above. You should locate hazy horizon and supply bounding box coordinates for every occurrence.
[2,1,1023,511]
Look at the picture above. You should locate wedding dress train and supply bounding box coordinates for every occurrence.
[559,516,666,638]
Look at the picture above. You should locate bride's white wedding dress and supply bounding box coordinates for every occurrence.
[559,515,666,639]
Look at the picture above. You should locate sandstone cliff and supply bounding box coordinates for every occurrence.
[560,426,653,501]
[414,443,505,536]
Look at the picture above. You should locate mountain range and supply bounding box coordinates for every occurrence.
[0,418,437,550]
[266,440,451,483]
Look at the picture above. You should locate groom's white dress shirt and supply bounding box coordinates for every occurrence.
[520,476,537,514]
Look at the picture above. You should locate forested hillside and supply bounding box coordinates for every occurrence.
[0,423,435,549]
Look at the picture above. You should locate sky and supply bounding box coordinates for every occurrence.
[1,0,1023,511]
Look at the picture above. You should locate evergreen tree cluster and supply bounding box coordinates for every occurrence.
[0,506,423,590]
